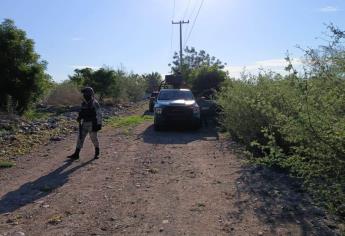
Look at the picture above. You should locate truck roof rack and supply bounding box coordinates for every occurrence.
[159,74,185,90]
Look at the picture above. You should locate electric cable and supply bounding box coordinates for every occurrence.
[184,0,205,47]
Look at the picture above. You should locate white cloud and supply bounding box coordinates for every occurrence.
[318,6,340,12]
[226,58,303,78]
[70,65,101,70]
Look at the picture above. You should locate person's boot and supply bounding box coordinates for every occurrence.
[67,148,80,160]
[94,147,100,159]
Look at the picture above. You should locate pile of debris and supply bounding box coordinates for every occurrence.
[0,103,132,159]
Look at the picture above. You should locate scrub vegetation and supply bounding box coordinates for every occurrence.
[218,25,345,218]
[105,115,153,128]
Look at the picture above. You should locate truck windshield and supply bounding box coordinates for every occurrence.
[158,90,194,100]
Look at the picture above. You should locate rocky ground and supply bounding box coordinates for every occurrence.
[0,104,343,236]
[0,103,134,162]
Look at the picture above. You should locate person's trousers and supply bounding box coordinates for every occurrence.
[76,121,99,149]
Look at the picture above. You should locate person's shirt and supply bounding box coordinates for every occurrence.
[78,99,102,125]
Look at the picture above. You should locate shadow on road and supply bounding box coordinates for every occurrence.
[231,165,337,235]
[140,123,219,145]
[140,109,221,145]
[0,159,94,214]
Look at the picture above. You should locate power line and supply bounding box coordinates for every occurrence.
[183,0,198,40]
[187,0,200,22]
[182,0,192,20]
[182,0,193,41]
[184,0,205,47]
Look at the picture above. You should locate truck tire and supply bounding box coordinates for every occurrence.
[154,122,161,131]
[149,104,154,112]
[192,120,201,130]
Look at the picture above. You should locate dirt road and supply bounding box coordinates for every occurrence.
[0,108,339,235]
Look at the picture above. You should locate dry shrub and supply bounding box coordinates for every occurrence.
[44,82,82,106]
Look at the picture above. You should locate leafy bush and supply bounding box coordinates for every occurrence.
[218,26,345,218]
[190,65,227,97]
[44,81,82,106]
[68,67,150,103]
[0,19,52,114]
[170,47,227,95]
[69,67,120,102]
[118,72,147,102]
[143,72,162,93]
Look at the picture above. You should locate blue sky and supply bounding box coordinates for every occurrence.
[1,0,345,81]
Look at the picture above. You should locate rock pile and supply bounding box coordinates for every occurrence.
[0,103,131,159]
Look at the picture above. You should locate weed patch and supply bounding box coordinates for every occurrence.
[23,109,51,121]
[48,215,63,225]
[106,115,153,129]
[0,161,15,168]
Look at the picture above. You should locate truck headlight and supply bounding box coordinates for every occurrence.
[155,107,162,115]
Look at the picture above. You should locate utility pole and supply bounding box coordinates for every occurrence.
[172,20,189,72]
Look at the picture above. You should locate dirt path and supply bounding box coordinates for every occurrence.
[0,106,339,236]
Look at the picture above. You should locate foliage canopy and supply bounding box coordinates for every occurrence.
[0,19,52,113]
[170,47,227,95]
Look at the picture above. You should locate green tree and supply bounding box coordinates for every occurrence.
[92,67,117,101]
[68,67,147,102]
[0,19,52,114]
[190,65,227,96]
[120,73,146,102]
[69,67,118,102]
[69,68,94,86]
[171,47,226,75]
[170,47,227,95]
[300,24,345,78]
[110,69,126,102]
[142,72,162,93]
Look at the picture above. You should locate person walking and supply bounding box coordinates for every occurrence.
[197,96,210,127]
[67,87,102,160]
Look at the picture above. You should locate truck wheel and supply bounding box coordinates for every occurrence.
[154,122,161,131]
[192,120,201,130]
